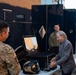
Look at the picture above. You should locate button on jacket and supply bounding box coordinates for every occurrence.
[56,39,75,74]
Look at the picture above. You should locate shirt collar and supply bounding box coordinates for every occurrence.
[60,39,66,45]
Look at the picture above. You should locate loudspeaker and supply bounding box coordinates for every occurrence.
[32,5,63,52]
[5,22,33,49]
[63,9,76,53]
[32,5,46,24]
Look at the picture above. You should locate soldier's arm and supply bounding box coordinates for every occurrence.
[4,45,21,75]
[49,34,54,48]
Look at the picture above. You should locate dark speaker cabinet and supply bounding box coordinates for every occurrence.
[63,9,76,53]
[32,5,63,52]
[32,5,46,24]
[5,22,33,49]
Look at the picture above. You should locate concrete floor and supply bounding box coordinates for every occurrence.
[53,68,76,75]
[53,54,76,75]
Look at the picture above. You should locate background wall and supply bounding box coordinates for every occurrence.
[0,0,41,9]
[0,0,41,49]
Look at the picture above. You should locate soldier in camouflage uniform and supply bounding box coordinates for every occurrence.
[49,24,60,48]
[0,21,21,75]
[49,24,67,48]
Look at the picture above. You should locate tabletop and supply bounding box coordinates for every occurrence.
[19,65,60,75]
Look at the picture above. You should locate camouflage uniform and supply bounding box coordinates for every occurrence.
[49,31,67,48]
[49,31,59,48]
[0,42,21,75]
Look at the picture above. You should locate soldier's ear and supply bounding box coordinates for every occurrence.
[1,31,5,37]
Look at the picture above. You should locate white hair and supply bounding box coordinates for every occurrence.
[56,31,67,39]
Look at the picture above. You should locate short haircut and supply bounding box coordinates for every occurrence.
[54,24,60,27]
[0,21,9,33]
[54,23,59,25]
[57,31,67,39]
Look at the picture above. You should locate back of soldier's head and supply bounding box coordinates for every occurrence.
[0,21,9,33]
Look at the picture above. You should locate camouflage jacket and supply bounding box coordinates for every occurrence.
[48,31,68,49]
[48,31,59,48]
[0,42,21,75]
